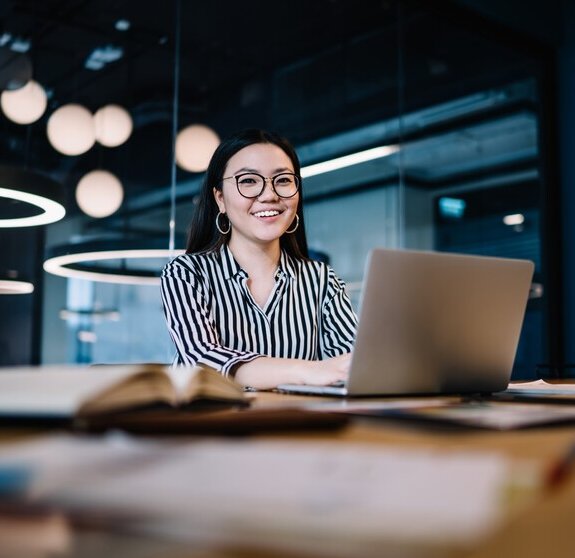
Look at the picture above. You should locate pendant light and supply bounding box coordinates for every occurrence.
[44,236,184,286]
[0,166,66,228]
[94,104,133,147]
[175,124,220,172]
[47,103,96,156]
[75,170,124,218]
[44,0,187,284]
[0,79,47,125]
[0,237,35,295]
[0,277,34,294]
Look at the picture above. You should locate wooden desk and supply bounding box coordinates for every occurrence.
[2,392,575,558]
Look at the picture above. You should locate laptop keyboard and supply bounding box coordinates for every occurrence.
[330,380,346,388]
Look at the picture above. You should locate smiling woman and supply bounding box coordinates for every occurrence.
[215,144,301,256]
[160,129,358,390]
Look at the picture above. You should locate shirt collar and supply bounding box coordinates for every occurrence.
[220,244,245,280]
[219,244,296,280]
[278,249,296,280]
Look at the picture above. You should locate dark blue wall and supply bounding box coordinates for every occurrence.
[0,228,44,365]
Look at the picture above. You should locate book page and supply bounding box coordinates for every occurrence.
[0,365,165,417]
[167,365,246,404]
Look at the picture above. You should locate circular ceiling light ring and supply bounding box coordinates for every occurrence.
[44,239,185,285]
[0,279,34,294]
[59,308,121,321]
[0,167,66,228]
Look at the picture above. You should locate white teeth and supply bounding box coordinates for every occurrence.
[254,210,280,217]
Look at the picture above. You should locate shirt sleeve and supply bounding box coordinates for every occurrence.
[160,258,261,376]
[320,265,358,358]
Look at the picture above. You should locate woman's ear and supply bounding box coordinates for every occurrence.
[213,187,225,213]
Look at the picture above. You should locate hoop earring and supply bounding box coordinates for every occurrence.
[216,212,231,235]
[285,214,299,234]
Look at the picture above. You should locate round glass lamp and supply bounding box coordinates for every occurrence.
[76,170,124,218]
[175,124,220,172]
[0,80,47,124]
[47,104,96,155]
[94,104,133,147]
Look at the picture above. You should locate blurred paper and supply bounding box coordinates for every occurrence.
[0,434,537,557]
[508,379,575,390]
[348,401,575,430]
[0,433,167,498]
[494,379,575,404]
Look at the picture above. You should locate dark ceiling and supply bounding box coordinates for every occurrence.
[0,0,540,226]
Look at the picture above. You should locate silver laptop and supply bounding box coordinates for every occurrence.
[278,248,534,397]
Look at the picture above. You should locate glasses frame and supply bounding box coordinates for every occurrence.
[223,172,301,199]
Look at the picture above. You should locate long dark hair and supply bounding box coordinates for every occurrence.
[186,128,309,259]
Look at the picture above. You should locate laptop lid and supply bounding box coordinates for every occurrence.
[278,249,534,397]
[345,248,534,396]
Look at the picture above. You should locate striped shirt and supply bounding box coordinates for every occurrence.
[160,244,357,376]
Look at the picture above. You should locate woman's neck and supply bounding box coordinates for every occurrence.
[227,238,281,279]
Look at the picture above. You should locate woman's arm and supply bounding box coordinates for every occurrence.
[320,266,358,357]
[161,259,261,375]
[233,353,352,390]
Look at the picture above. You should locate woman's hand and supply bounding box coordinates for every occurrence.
[302,353,352,386]
[233,353,352,390]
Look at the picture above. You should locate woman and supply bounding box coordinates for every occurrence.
[161,128,357,389]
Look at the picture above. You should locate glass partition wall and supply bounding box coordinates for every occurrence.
[27,1,552,379]
[397,2,548,379]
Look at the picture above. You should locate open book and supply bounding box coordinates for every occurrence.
[0,364,248,420]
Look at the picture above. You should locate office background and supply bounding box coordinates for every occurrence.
[0,0,571,379]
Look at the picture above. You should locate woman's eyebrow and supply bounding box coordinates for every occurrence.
[233,166,293,174]
[233,167,259,174]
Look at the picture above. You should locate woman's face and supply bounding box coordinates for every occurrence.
[214,143,300,249]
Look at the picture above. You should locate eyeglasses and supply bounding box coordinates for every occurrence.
[223,172,300,199]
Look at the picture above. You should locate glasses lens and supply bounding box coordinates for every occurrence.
[236,174,265,198]
[272,173,299,198]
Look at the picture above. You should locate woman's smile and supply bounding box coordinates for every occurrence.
[252,209,283,219]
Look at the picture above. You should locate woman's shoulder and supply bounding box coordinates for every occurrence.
[162,250,221,276]
[284,252,335,280]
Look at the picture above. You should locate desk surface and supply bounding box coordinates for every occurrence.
[2,391,575,558]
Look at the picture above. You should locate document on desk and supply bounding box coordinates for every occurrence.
[0,434,541,558]
[364,401,575,429]
[495,379,575,403]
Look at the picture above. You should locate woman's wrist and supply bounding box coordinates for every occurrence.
[233,357,315,389]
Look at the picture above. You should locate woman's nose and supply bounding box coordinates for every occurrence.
[257,178,279,200]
